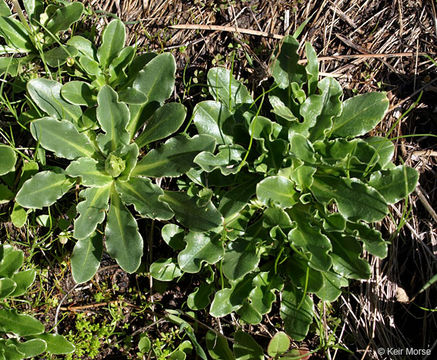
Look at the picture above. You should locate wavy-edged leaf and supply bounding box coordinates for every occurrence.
[178,232,224,273]
[193,100,234,145]
[16,171,74,209]
[61,81,95,106]
[286,254,323,293]
[364,136,395,169]
[256,176,296,208]
[108,46,135,84]
[128,53,176,136]
[73,186,110,240]
[0,144,16,176]
[27,79,82,122]
[67,35,96,59]
[207,67,253,111]
[115,177,173,220]
[30,117,95,160]
[161,191,223,232]
[305,42,318,95]
[150,258,182,281]
[188,284,214,310]
[132,134,215,177]
[331,92,389,138]
[0,309,44,336]
[315,271,348,302]
[347,222,387,258]
[280,285,314,341]
[222,238,260,281]
[312,174,388,222]
[71,233,102,284]
[161,224,185,250]
[96,85,130,153]
[330,232,371,279]
[97,19,125,69]
[105,188,143,273]
[66,158,112,187]
[369,165,418,204]
[45,2,83,35]
[135,102,186,148]
[195,145,245,175]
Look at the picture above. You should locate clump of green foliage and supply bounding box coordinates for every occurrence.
[149,35,419,356]
[0,245,74,358]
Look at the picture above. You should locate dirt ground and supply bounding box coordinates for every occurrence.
[6,0,437,359]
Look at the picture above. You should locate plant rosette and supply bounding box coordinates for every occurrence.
[15,26,222,283]
[151,35,419,344]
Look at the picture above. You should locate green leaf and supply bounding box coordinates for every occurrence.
[27,79,82,122]
[364,136,395,169]
[132,134,215,177]
[0,144,16,175]
[79,55,100,76]
[161,191,223,232]
[138,334,151,353]
[249,271,283,315]
[105,188,143,273]
[0,184,13,204]
[308,77,343,141]
[45,2,83,35]
[73,186,110,240]
[71,233,103,283]
[207,68,253,111]
[108,46,135,84]
[256,176,296,208]
[193,100,234,145]
[369,165,418,204]
[280,285,314,341]
[187,284,214,310]
[15,338,46,357]
[330,233,371,279]
[16,171,74,209]
[288,205,332,271]
[30,117,95,160]
[272,36,305,89]
[97,19,125,69]
[347,222,387,258]
[0,246,23,277]
[135,102,186,148]
[22,0,43,23]
[0,309,44,336]
[0,16,32,51]
[161,224,185,250]
[210,288,240,318]
[0,1,10,16]
[96,85,130,153]
[61,81,95,106]
[311,174,388,222]
[115,177,173,220]
[233,331,264,360]
[268,332,290,357]
[0,56,21,76]
[222,238,260,281]
[315,271,348,302]
[305,42,318,95]
[128,53,176,136]
[0,341,24,360]
[178,232,224,273]
[118,88,147,104]
[285,255,323,293]
[150,258,182,281]
[44,45,78,67]
[10,269,36,297]
[32,333,75,354]
[206,331,235,360]
[194,145,245,175]
[331,92,389,138]
[0,278,16,298]
[66,158,112,187]
[67,35,96,59]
